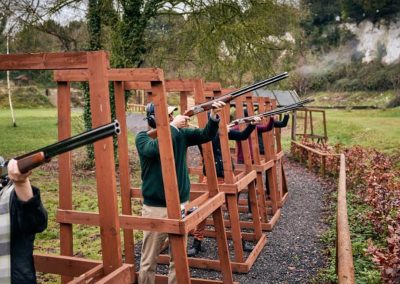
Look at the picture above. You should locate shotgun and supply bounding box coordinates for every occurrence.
[0,120,121,186]
[228,98,314,128]
[147,72,289,138]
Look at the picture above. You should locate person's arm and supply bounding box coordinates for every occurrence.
[273,114,289,128]
[228,124,255,141]
[185,116,220,146]
[256,117,274,133]
[135,131,160,158]
[185,101,225,146]
[8,159,48,234]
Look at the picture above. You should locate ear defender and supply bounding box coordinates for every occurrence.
[145,103,157,128]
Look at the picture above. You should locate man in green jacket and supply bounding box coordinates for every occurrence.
[136,101,225,284]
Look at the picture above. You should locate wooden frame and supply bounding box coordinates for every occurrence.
[54,68,234,283]
[231,94,282,231]
[0,51,129,283]
[180,84,267,273]
[293,108,328,144]
[130,79,267,273]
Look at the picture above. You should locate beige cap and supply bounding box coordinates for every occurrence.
[168,106,178,115]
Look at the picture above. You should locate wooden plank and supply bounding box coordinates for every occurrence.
[87,51,122,273]
[0,51,90,70]
[56,210,183,234]
[291,140,337,156]
[184,193,225,232]
[179,91,189,114]
[124,81,152,90]
[259,97,280,213]
[95,264,133,284]
[336,154,355,284]
[226,195,244,262]
[153,274,227,284]
[204,82,221,91]
[109,68,163,81]
[54,69,89,82]
[57,81,74,283]
[54,68,163,83]
[34,254,101,276]
[159,255,250,274]
[114,81,135,273]
[151,75,191,283]
[235,170,257,191]
[165,79,194,92]
[192,79,234,283]
[68,264,104,284]
[187,192,209,209]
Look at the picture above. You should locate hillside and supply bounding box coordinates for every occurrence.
[0,85,84,108]
[307,90,398,108]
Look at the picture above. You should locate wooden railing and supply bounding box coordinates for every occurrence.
[336,154,355,283]
[291,142,355,283]
[291,140,333,175]
[127,103,146,113]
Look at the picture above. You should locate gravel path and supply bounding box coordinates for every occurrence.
[127,113,334,283]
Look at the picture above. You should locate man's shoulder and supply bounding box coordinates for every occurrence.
[136,131,148,139]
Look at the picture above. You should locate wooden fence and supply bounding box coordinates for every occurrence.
[291,142,355,283]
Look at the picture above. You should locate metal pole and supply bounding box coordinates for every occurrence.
[6,34,17,127]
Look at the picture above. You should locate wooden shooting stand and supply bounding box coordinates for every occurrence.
[292,107,328,144]
[16,61,235,283]
[232,94,282,232]
[259,97,288,208]
[185,86,267,274]
[0,51,135,282]
[123,78,265,273]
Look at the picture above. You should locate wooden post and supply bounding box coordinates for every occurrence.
[114,81,136,280]
[180,91,189,113]
[323,110,328,143]
[304,110,308,140]
[310,110,314,142]
[235,95,262,239]
[192,79,234,283]
[150,76,191,284]
[321,155,326,176]
[57,81,73,283]
[258,98,279,213]
[87,51,122,273]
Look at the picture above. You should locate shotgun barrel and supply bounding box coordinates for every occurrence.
[228,98,314,127]
[147,72,289,138]
[1,120,121,177]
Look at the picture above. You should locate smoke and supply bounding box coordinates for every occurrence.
[297,42,355,76]
[297,18,400,77]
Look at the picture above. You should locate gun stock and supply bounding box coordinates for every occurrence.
[17,152,47,174]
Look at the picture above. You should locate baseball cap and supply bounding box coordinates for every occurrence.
[168,106,178,115]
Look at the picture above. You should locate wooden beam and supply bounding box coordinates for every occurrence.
[184,193,225,232]
[56,210,184,234]
[0,51,90,70]
[95,264,133,284]
[165,79,194,92]
[34,254,101,277]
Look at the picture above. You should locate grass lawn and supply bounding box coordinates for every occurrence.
[0,108,141,283]
[281,108,400,154]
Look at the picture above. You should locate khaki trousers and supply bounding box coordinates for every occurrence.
[138,203,187,284]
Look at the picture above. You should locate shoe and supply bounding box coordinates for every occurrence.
[242,239,254,252]
[187,239,202,257]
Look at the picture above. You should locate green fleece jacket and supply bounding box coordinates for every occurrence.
[136,118,219,207]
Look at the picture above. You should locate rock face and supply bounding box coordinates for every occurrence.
[344,19,400,64]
